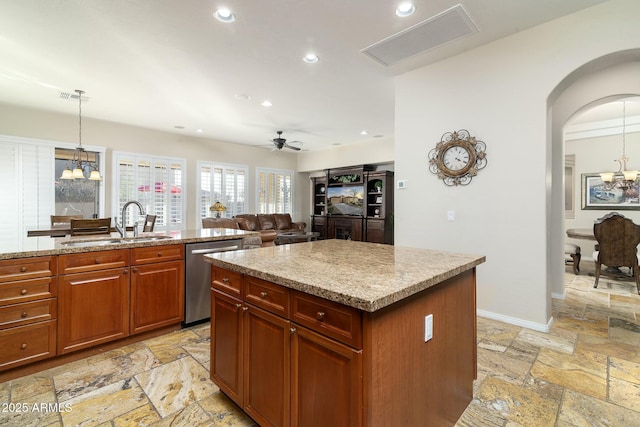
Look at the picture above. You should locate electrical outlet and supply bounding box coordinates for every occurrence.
[425,314,433,342]
[397,180,407,189]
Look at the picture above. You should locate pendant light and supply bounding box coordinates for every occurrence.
[600,100,637,190]
[60,89,102,180]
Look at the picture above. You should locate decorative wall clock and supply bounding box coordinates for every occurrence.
[428,129,487,186]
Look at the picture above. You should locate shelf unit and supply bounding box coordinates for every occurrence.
[310,166,393,244]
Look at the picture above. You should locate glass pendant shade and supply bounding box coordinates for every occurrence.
[623,170,638,181]
[599,172,615,182]
[72,167,85,179]
[89,170,102,180]
[60,168,74,180]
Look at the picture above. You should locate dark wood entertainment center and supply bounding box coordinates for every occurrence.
[311,165,394,244]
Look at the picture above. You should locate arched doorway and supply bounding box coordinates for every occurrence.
[548,50,640,300]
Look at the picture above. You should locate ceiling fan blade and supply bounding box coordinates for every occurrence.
[284,143,301,151]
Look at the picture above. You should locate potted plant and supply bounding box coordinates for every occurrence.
[374,181,382,192]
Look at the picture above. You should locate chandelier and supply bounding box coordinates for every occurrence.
[599,101,637,190]
[60,89,101,181]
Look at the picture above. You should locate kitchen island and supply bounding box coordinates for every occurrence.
[205,239,485,427]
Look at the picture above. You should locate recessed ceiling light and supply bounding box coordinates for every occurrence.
[234,93,251,101]
[174,125,185,130]
[261,100,273,107]
[196,129,203,133]
[360,130,368,135]
[303,53,319,63]
[396,2,416,17]
[214,7,235,23]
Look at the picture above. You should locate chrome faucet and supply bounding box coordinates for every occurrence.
[116,200,145,237]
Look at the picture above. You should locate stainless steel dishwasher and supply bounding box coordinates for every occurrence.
[184,239,242,326]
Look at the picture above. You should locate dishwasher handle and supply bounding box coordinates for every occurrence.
[190,245,239,255]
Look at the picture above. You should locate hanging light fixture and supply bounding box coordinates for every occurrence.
[600,101,637,190]
[60,89,101,181]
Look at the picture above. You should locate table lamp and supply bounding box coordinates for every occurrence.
[209,201,227,218]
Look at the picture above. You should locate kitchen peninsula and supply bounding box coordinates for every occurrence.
[0,228,256,380]
[205,239,485,426]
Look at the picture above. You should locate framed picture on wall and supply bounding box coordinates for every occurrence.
[582,173,640,210]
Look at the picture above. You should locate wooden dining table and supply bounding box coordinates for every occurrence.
[566,228,595,240]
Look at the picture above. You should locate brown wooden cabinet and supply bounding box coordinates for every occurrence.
[211,267,362,427]
[58,250,130,354]
[130,244,184,334]
[0,256,57,370]
[311,166,393,244]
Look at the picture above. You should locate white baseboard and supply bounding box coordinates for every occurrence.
[477,309,554,333]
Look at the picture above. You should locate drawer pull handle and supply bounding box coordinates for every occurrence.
[242,306,249,311]
[21,312,28,318]
[94,259,100,264]
[235,303,243,310]
[290,327,297,334]
[222,277,229,283]
[20,343,27,350]
[157,252,162,257]
[123,269,129,275]
[20,266,27,272]
[316,311,326,321]
[20,289,28,295]
[260,291,268,298]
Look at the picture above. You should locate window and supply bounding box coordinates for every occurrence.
[198,162,248,223]
[113,152,185,231]
[256,168,294,214]
[55,148,101,218]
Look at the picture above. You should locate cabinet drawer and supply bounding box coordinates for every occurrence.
[0,299,56,330]
[0,256,56,283]
[0,320,57,370]
[131,244,184,265]
[59,249,129,274]
[244,276,290,317]
[211,266,243,298]
[0,277,57,307]
[292,291,362,349]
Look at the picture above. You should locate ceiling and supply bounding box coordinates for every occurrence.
[0,0,607,152]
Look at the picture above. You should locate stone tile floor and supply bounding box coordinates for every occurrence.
[1,263,639,426]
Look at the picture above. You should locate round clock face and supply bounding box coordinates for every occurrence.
[442,145,470,172]
[438,142,476,177]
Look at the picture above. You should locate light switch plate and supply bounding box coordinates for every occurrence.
[425,314,433,342]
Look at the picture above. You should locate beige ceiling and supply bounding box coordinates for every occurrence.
[0,0,606,151]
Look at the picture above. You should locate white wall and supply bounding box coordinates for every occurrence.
[0,103,306,230]
[394,0,640,330]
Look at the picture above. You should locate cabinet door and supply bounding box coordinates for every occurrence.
[58,268,129,354]
[244,304,291,427]
[130,260,184,334]
[292,325,362,427]
[211,289,244,406]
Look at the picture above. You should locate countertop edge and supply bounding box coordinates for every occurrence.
[0,230,259,260]
[206,254,486,312]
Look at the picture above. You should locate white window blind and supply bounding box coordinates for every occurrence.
[0,139,54,252]
[198,162,248,223]
[256,168,294,214]
[114,152,185,230]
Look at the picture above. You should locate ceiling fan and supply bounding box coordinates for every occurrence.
[269,131,302,151]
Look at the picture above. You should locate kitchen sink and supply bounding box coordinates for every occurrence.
[60,235,174,247]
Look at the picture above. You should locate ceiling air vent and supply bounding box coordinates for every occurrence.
[361,4,478,66]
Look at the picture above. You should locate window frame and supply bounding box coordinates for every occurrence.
[197,161,249,227]
[112,151,186,231]
[256,167,295,214]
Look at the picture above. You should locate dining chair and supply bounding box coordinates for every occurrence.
[50,215,83,237]
[592,211,640,294]
[69,218,112,236]
[143,215,157,232]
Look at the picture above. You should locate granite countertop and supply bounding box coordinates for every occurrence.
[204,239,485,312]
[0,228,258,260]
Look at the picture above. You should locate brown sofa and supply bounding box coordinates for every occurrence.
[234,214,306,247]
[201,218,263,249]
[202,214,305,248]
